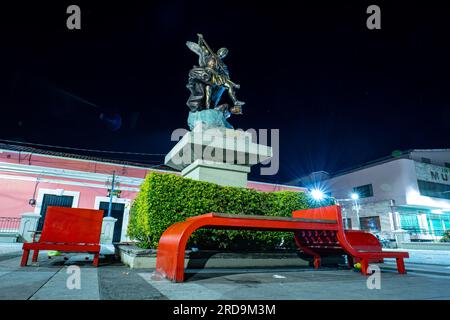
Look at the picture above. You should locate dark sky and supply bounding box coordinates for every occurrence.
[0,1,449,184]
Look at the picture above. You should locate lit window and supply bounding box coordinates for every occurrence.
[359,216,381,232]
[417,180,450,200]
[353,184,373,198]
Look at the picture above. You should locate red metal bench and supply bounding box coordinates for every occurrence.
[155,205,409,282]
[20,206,103,267]
[292,206,409,274]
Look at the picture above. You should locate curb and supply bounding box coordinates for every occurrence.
[118,245,345,269]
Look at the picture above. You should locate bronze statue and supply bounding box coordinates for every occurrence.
[186,34,245,116]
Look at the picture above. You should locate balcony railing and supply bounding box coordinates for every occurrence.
[0,217,21,233]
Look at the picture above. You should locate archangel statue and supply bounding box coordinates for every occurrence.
[186,34,245,130]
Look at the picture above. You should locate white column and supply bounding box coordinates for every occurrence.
[418,213,430,240]
[100,216,117,244]
[18,212,41,242]
[393,230,411,245]
[392,211,401,231]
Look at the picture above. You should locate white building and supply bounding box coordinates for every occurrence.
[308,150,450,241]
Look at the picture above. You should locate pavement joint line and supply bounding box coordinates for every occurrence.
[27,266,63,300]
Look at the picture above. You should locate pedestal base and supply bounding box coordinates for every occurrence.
[182,159,250,188]
[19,212,41,242]
[165,125,272,188]
[100,216,118,244]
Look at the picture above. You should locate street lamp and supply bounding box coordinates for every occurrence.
[336,193,361,230]
[351,193,359,200]
[351,192,361,229]
[310,188,325,201]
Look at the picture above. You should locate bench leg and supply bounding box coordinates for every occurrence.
[313,256,321,269]
[93,253,99,267]
[20,249,30,267]
[347,255,354,269]
[32,250,39,263]
[360,258,369,275]
[396,257,406,274]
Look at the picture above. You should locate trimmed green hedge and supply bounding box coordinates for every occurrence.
[127,172,332,250]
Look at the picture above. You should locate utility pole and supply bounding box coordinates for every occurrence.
[353,197,361,230]
[107,171,116,217]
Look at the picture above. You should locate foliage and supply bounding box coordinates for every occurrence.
[127,172,333,250]
[441,229,450,243]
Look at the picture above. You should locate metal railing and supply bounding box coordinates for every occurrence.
[0,217,21,233]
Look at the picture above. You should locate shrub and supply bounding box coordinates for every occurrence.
[127,172,332,250]
[441,229,450,243]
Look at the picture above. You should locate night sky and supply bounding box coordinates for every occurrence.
[1,1,449,184]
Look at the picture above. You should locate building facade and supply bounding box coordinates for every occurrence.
[318,150,450,241]
[0,143,305,243]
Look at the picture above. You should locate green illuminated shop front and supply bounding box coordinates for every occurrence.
[400,162,450,240]
[398,207,450,240]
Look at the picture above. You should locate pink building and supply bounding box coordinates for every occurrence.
[0,143,305,243]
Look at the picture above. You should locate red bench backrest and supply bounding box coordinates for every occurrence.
[292,205,342,224]
[292,205,384,254]
[39,206,103,244]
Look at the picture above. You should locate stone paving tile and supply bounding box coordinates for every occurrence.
[139,268,450,300]
[0,269,58,300]
[30,267,100,300]
[0,254,24,270]
[98,264,167,300]
[1,249,450,300]
[139,272,223,300]
[0,253,22,263]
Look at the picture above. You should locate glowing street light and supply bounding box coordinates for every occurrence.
[310,188,325,201]
[351,193,359,200]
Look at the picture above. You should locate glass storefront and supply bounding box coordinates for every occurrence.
[400,213,420,232]
[399,209,450,238]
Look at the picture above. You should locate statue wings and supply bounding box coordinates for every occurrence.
[186,41,209,67]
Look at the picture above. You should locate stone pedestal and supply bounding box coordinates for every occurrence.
[100,216,118,244]
[19,212,41,242]
[165,125,272,187]
[182,159,251,188]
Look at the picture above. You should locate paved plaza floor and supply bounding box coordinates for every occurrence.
[0,247,449,300]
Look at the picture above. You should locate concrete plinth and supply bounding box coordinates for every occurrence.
[19,212,41,242]
[100,216,118,244]
[182,159,251,188]
[165,125,272,187]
